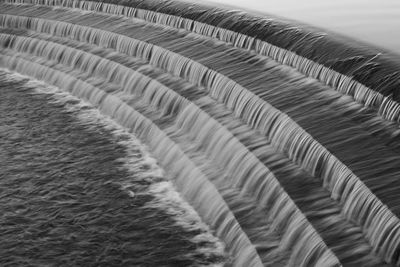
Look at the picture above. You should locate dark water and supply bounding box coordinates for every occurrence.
[0,71,225,266]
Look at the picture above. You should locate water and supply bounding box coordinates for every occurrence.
[192,0,400,55]
[0,71,226,266]
[0,0,400,266]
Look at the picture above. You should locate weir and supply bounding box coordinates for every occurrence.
[0,0,399,266]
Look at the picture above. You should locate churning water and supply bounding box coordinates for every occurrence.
[0,0,400,266]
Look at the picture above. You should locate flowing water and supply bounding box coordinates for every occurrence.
[0,70,226,266]
[0,0,400,266]
[187,0,400,55]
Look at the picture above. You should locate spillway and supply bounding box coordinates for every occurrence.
[0,0,399,266]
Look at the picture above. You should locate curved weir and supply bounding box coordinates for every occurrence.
[4,0,400,123]
[0,1,400,266]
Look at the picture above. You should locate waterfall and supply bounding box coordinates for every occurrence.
[0,47,340,266]
[3,0,400,123]
[0,53,265,266]
[0,1,400,266]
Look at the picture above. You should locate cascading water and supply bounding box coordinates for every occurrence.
[0,0,400,266]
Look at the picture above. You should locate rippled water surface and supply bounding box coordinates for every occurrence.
[0,71,225,266]
[197,0,400,55]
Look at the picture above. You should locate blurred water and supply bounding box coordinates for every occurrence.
[197,0,400,55]
[1,1,400,265]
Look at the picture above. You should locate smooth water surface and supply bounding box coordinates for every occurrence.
[188,0,400,55]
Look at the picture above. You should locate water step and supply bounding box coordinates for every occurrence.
[0,10,398,236]
[0,47,388,266]
[0,51,342,266]
[1,3,400,265]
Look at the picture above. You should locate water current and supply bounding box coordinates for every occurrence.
[0,0,400,266]
[0,71,225,266]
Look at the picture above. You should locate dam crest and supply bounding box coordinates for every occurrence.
[0,0,400,265]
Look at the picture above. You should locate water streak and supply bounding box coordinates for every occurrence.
[3,0,400,122]
[0,1,400,266]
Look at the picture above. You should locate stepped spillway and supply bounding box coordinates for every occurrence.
[0,0,400,266]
